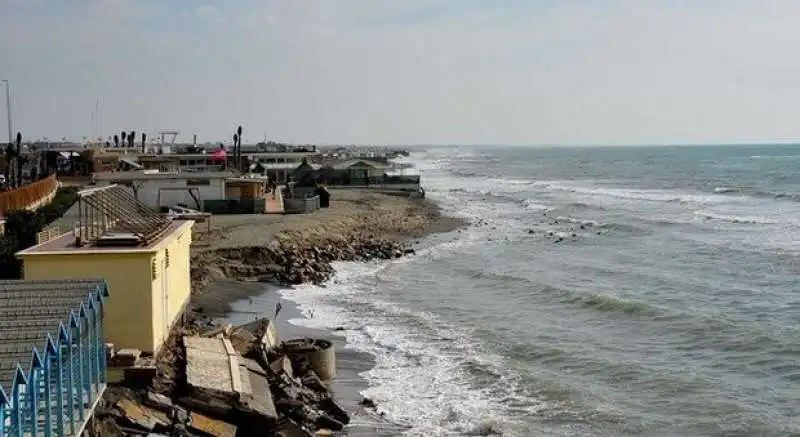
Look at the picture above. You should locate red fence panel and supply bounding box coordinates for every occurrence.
[0,175,59,217]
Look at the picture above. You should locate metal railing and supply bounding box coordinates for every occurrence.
[0,282,108,437]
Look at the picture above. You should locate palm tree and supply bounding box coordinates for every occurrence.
[141,132,147,153]
[236,125,243,169]
[120,131,127,149]
[113,135,119,148]
[128,131,135,148]
[233,133,238,170]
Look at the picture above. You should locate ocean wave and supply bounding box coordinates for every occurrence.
[694,211,786,226]
[279,260,534,436]
[521,199,551,211]
[552,216,599,227]
[595,222,649,234]
[567,294,659,316]
[758,190,800,202]
[713,187,740,194]
[548,184,733,204]
[749,154,800,160]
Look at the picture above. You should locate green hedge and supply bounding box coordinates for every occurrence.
[0,187,79,279]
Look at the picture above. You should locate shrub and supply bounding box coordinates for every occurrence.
[0,186,80,278]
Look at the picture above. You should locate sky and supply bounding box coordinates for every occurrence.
[2,0,800,146]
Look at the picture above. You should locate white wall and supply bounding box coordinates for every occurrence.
[134,178,226,209]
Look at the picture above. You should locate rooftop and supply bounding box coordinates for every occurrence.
[25,184,192,254]
[93,171,237,181]
[0,279,108,389]
[332,159,393,170]
[19,220,190,255]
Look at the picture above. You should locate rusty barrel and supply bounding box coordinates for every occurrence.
[282,338,336,381]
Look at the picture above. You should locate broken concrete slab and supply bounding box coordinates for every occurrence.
[184,336,246,395]
[270,355,294,378]
[235,318,279,349]
[228,326,257,356]
[189,411,237,437]
[144,391,173,411]
[239,358,278,422]
[275,417,315,437]
[116,398,169,432]
[115,348,142,366]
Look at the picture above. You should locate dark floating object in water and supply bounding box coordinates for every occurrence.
[360,398,377,408]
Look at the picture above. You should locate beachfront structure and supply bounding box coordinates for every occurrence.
[0,279,109,437]
[134,151,313,183]
[332,159,394,180]
[16,185,193,355]
[292,159,421,193]
[91,170,279,213]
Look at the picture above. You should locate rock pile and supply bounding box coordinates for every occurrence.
[192,231,412,291]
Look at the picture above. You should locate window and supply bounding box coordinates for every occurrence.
[165,249,170,267]
[186,179,211,186]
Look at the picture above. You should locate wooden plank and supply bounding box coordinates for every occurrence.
[222,338,236,356]
[228,354,243,393]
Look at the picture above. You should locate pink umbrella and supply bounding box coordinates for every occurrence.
[212,148,227,162]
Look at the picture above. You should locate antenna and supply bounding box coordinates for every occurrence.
[158,130,179,154]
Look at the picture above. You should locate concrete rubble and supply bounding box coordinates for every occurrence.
[90,317,349,437]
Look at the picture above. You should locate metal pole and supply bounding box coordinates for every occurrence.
[2,80,11,145]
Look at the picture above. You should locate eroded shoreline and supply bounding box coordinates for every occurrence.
[89,189,466,436]
[190,189,464,315]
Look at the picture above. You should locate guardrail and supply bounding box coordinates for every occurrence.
[0,175,59,216]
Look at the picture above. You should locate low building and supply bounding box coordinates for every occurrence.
[332,159,393,181]
[0,279,109,436]
[17,185,193,355]
[92,171,234,210]
[92,170,274,213]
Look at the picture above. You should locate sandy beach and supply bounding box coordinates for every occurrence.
[189,189,463,316]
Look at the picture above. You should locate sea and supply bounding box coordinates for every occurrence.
[279,145,799,437]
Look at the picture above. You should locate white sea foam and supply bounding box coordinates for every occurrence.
[279,249,535,436]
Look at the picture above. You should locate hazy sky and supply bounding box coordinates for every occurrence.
[2,0,800,145]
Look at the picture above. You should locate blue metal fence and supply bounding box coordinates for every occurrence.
[0,283,108,437]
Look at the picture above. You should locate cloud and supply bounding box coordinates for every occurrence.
[2,0,800,145]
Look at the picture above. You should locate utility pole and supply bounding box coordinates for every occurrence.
[1,80,11,146]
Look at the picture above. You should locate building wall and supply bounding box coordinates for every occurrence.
[21,252,155,352]
[19,224,193,354]
[150,225,193,348]
[133,178,226,210]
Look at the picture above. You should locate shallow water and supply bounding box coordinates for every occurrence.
[280,145,800,437]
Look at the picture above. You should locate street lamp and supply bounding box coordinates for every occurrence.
[1,80,11,146]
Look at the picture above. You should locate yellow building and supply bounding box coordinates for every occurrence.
[16,185,194,355]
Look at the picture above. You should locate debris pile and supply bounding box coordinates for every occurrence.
[88,318,349,437]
